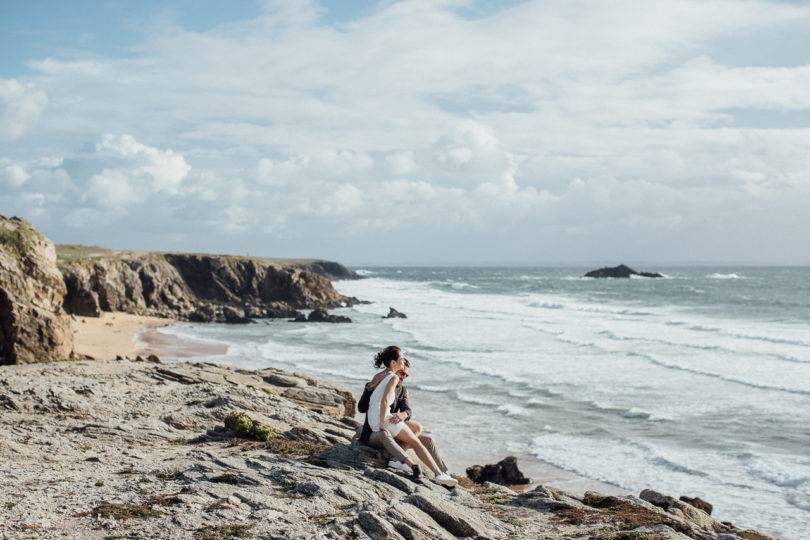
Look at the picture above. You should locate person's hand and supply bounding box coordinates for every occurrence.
[388,412,405,424]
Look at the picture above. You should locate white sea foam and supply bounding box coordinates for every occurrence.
[496,404,530,417]
[415,384,454,393]
[623,408,652,420]
[707,273,742,279]
[526,397,548,407]
[740,453,810,489]
[526,301,564,309]
[455,392,500,407]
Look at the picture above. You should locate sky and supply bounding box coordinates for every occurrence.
[1,0,810,265]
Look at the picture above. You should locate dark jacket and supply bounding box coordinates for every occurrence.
[358,382,411,443]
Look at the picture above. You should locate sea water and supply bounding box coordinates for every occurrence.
[159,266,810,539]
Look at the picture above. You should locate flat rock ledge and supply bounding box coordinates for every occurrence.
[0,360,775,540]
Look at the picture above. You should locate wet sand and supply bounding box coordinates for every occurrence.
[134,322,228,358]
[71,312,174,360]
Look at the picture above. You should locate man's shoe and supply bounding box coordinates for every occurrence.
[434,473,458,487]
[388,459,412,473]
[410,464,422,480]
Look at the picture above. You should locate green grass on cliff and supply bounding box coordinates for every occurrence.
[55,244,121,261]
[55,243,331,266]
[0,226,45,257]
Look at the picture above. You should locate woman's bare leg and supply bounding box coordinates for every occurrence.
[394,424,441,475]
[396,420,422,452]
[405,420,423,437]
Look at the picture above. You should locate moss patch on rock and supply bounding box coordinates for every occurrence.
[0,225,44,258]
[553,495,692,538]
[224,411,278,442]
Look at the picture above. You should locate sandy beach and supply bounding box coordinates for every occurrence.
[71,312,174,360]
[72,313,228,361]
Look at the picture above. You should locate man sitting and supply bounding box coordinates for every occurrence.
[357,359,450,479]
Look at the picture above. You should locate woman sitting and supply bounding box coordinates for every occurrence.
[366,345,457,487]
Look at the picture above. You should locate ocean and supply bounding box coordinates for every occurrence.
[157,266,810,539]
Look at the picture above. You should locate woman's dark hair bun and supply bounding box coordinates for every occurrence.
[374,345,402,368]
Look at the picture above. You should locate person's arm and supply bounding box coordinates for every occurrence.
[357,384,373,414]
[397,387,412,421]
[377,376,397,432]
[389,386,411,423]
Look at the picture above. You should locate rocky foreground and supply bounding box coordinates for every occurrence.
[0,359,774,540]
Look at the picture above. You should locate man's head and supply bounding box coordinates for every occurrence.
[396,358,410,387]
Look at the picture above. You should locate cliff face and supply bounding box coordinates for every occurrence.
[58,250,357,322]
[0,217,358,363]
[289,260,358,281]
[59,255,198,319]
[0,216,74,364]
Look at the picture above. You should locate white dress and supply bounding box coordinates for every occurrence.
[366,372,404,437]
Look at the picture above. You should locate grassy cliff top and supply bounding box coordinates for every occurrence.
[1,217,47,258]
[56,244,329,265]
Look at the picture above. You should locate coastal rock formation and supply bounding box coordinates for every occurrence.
[680,495,713,515]
[640,489,725,532]
[0,216,74,364]
[288,260,359,281]
[383,307,407,319]
[57,247,358,323]
[466,455,531,486]
[0,359,777,539]
[222,306,251,324]
[307,307,352,323]
[59,254,197,320]
[584,264,663,278]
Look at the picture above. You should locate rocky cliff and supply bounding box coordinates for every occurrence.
[1,216,359,364]
[0,217,74,364]
[57,247,358,322]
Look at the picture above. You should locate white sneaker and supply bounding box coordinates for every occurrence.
[388,459,412,473]
[434,473,458,487]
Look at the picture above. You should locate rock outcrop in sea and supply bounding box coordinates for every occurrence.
[466,456,531,486]
[0,217,74,365]
[383,306,407,319]
[304,307,352,323]
[584,264,663,278]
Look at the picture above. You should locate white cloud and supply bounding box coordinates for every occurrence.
[1,165,29,189]
[2,0,810,261]
[85,170,141,207]
[385,151,416,175]
[0,79,47,141]
[95,134,190,193]
[28,58,106,76]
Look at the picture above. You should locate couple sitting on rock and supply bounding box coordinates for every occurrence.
[358,345,458,488]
